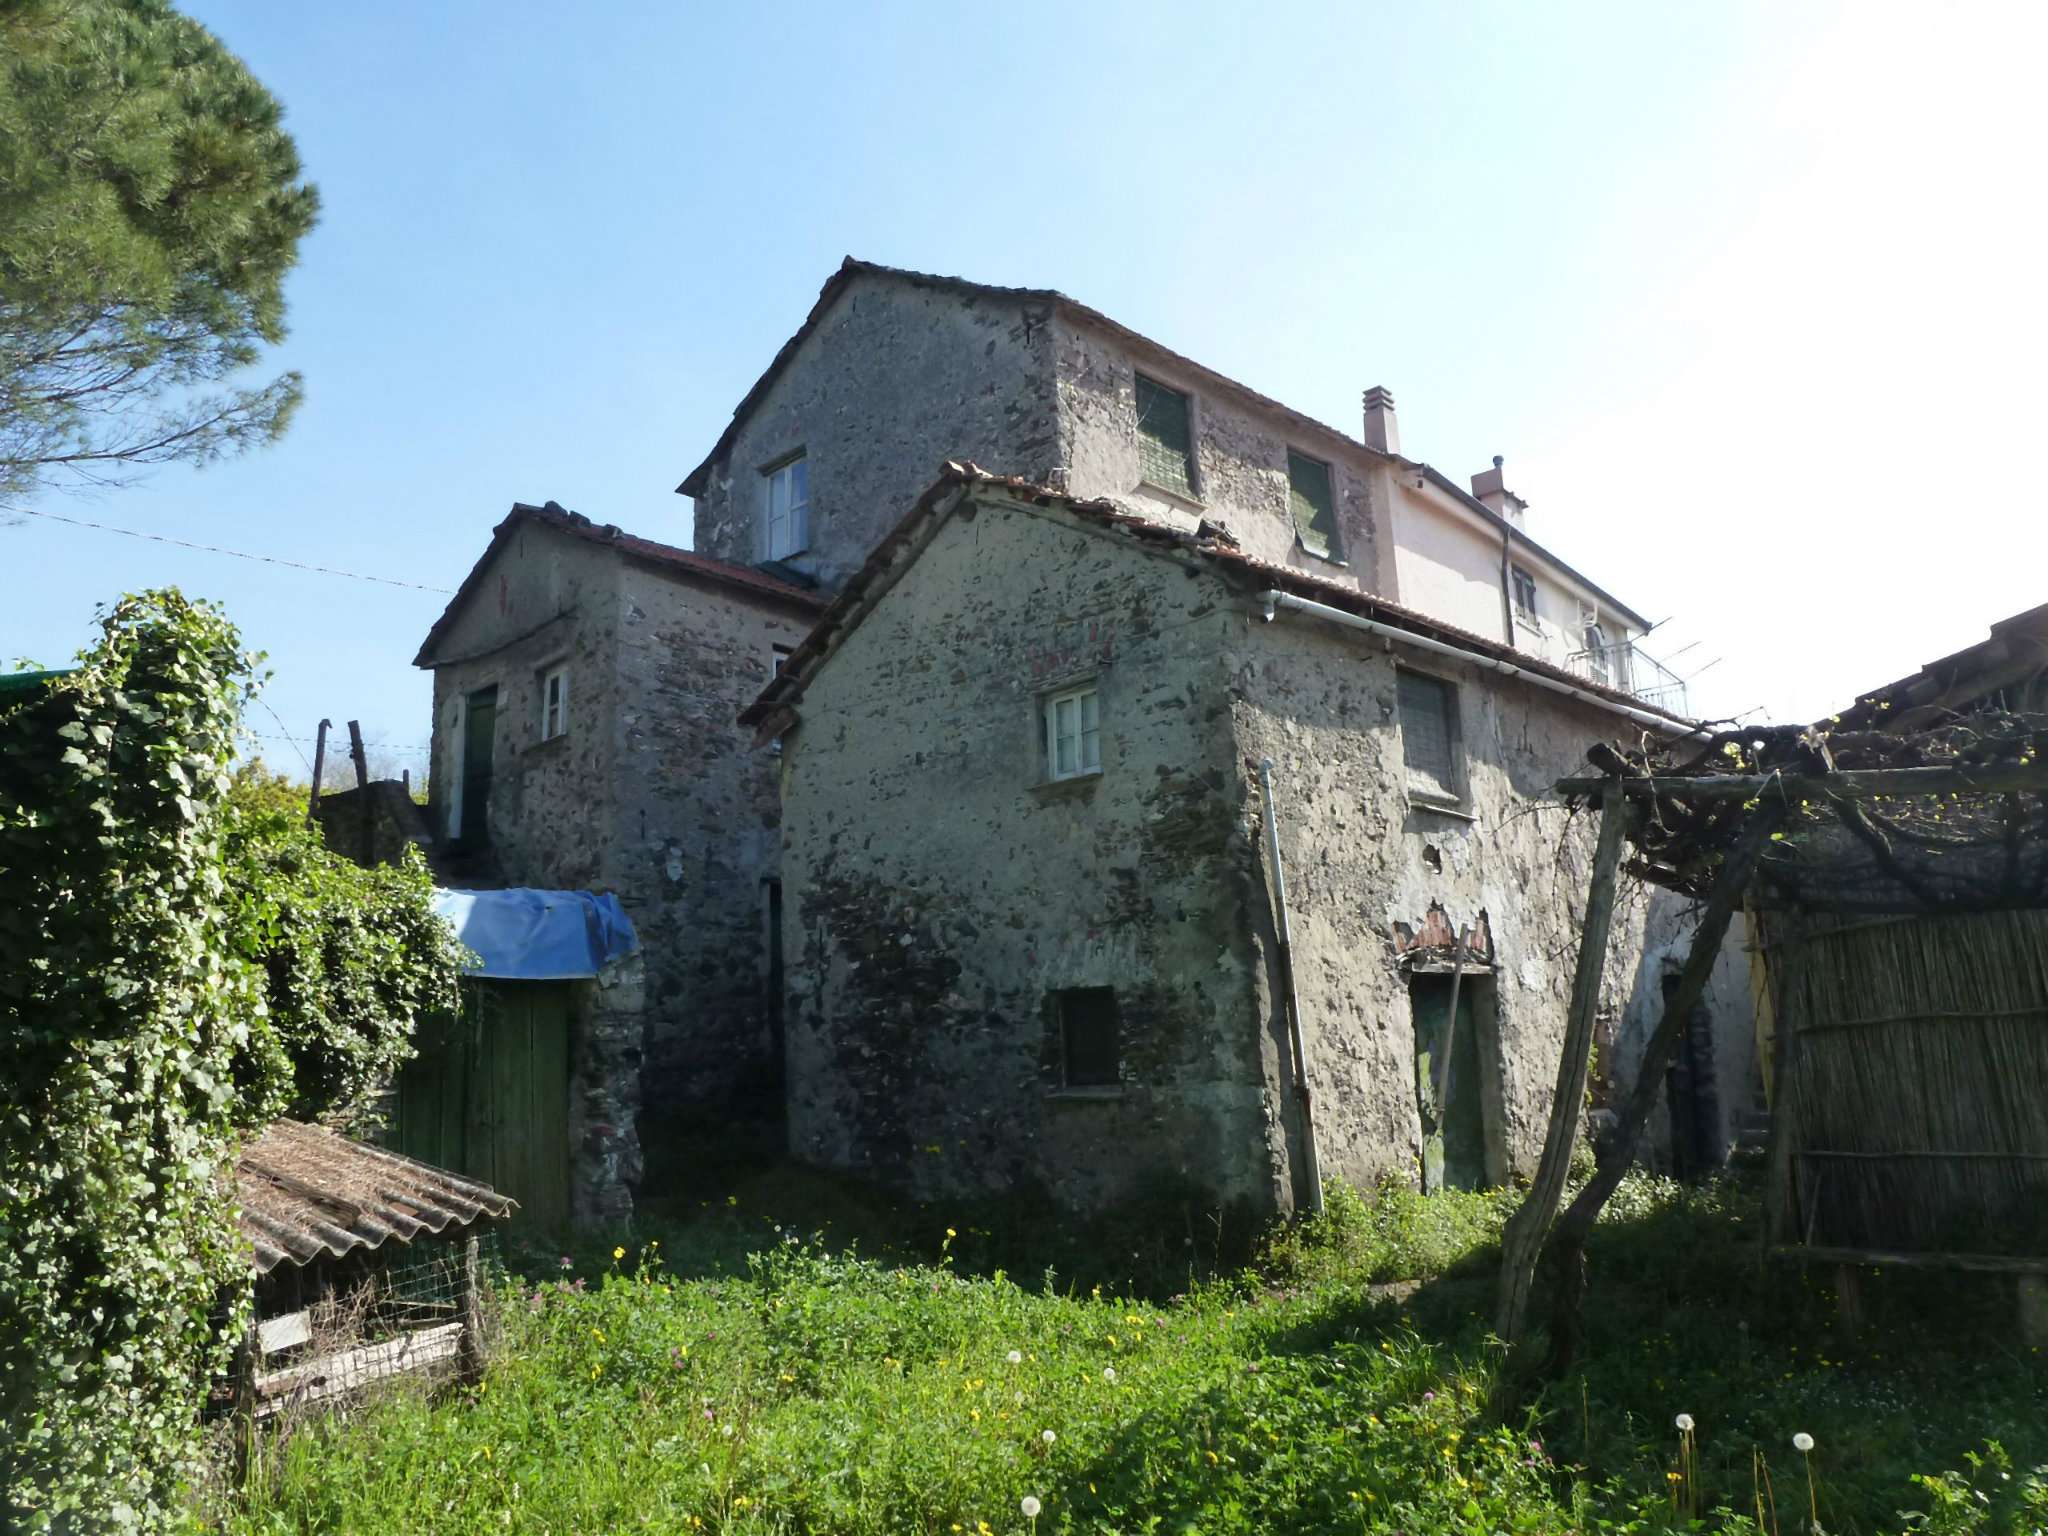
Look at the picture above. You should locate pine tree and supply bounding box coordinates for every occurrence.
[0,0,319,507]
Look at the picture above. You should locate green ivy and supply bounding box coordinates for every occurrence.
[0,591,273,1531]
[222,765,464,1127]
[0,592,464,1532]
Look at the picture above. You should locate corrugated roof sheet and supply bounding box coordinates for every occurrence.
[236,1120,515,1274]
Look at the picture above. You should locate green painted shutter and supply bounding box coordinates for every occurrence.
[1135,376,1195,496]
[1288,451,1338,556]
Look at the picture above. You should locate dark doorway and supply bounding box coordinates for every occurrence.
[459,686,497,847]
[1662,972,1723,1177]
[1411,974,1488,1192]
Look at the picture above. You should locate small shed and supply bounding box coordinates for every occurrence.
[390,888,643,1231]
[233,1120,514,1420]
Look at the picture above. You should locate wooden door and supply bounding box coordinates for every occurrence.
[459,686,497,846]
[394,981,573,1231]
[1412,976,1486,1194]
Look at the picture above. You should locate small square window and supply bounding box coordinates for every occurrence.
[1055,987,1120,1088]
[1397,670,1462,803]
[764,454,810,561]
[1511,566,1539,622]
[1135,375,1195,498]
[1288,451,1339,558]
[1043,684,1101,781]
[538,665,569,741]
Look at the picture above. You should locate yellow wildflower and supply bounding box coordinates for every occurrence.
[613,1245,625,1261]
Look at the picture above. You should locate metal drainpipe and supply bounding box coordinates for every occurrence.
[1499,527,1516,646]
[1256,589,1711,741]
[1258,757,1325,1217]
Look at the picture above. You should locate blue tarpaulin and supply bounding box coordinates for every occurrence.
[431,888,641,980]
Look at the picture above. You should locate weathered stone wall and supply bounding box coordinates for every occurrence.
[1223,611,1750,1194]
[311,779,435,871]
[423,523,622,889]
[602,562,815,1138]
[779,497,1288,1216]
[690,275,1061,593]
[570,955,645,1227]
[778,493,1757,1220]
[1052,314,1395,596]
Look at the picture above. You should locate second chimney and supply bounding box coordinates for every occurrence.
[1470,454,1526,528]
[1362,386,1399,455]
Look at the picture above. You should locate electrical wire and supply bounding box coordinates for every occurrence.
[13,507,455,594]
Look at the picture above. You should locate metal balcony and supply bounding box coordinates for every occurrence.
[1563,640,1691,717]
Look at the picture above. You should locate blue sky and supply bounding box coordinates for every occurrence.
[8,1,2043,777]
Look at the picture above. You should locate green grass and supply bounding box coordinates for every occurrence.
[212,1171,2048,1535]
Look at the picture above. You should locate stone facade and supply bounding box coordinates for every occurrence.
[415,504,822,1185]
[763,480,1749,1218]
[681,262,1651,693]
[687,273,1061,592]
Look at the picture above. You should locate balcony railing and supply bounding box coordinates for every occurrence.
[1563,640,1690,717]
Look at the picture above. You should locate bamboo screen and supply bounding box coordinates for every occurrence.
[1768,910,2048,1257]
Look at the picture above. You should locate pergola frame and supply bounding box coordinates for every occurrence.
[1495,750,2048,1366]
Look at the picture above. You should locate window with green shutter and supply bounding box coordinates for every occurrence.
[1397,670,1462,803]
[1288,451,1339,557]
[1135,375,1195,497]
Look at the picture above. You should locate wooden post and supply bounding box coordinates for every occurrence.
[1496,778,1630,1347]
[1539,801,1787,1373]
[230,1315,260,1481]
[458,1233,485,1384]
[347,720,372,864]
[305,718,331,824]
[1759,923,1804,1252]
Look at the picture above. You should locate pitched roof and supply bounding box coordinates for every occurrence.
[236,1119,514,1274]
[414,500,827,668]
[675,257,1648,630]
[739,462,1696,733]
[1836,601,2048,733]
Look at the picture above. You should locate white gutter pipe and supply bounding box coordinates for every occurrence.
[1255,590,1711,742]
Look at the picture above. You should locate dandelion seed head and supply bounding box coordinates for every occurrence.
[1021,1495,1042,1518]
[1007,1350,1023,1364]
[1041,1429,1056,1444]
[1675,1413,1695,1433]
[1793,1431,1815,1453]
[1102,1366,1117,1383]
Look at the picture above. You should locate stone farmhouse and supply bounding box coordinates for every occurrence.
[414,501,822,1175]
[417,257,1748,1215]
[742,466,1743,1220]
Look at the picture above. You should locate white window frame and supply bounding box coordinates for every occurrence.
[1043,683,1101,782]
[763,453,811,561]
[1511,565,1539,623]
[539,664,570,741]
[1582,621,1612,685]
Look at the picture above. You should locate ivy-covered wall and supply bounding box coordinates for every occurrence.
[0,593,273,1531]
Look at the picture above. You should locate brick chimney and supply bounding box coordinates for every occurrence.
[1361,386,1399,455]
[1470,455,1526,529]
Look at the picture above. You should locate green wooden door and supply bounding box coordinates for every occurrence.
[459,686,497,846]
[394,981,573,1231]
[1412,977,1486,1194]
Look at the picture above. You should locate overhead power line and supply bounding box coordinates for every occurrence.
[245,730,430,757]
[13,507,454,594]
